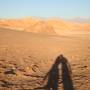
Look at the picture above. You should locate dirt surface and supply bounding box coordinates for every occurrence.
[0,28,90,90]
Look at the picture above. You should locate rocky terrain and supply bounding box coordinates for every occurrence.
[0,27,90,90]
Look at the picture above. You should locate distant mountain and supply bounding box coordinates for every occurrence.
[47,18,90,31]
[25,20,56,35]
[68,17,90,23]
[0,17,90,35]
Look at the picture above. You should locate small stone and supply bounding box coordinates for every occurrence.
[4,69,16,75]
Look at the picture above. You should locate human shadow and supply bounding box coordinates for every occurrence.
[34,54,74,90]
[35,56,60,90]
[60,55,74,90]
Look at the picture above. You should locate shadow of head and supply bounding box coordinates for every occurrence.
[55,54,66,64]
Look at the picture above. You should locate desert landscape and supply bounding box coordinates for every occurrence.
[0,18,90,90]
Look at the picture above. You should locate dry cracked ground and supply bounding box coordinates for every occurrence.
[0,28,90,90]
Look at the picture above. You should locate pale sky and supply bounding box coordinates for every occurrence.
[0,0,90,19]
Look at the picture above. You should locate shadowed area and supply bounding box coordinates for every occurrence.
[35,55,74,90]
[60,55,74,90]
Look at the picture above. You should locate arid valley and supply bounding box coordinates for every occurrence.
[0,18,90,90]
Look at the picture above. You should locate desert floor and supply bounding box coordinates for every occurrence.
[0,28,90,90]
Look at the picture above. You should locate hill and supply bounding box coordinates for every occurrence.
[0,17,90,35]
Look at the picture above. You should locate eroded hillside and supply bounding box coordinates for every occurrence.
[0,17,90,35]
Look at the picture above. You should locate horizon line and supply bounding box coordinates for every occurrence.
[0,16,90,20]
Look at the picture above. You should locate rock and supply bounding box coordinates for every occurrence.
[4,69,16,75]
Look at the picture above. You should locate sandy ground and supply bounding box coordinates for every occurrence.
[0,28,90,90]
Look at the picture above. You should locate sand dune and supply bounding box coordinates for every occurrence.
[0,27,90,90]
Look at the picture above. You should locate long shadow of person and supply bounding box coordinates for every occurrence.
[34,54,74,90]
[34,56,61,90]
[43,56,61,90]
[60,55,74,90]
